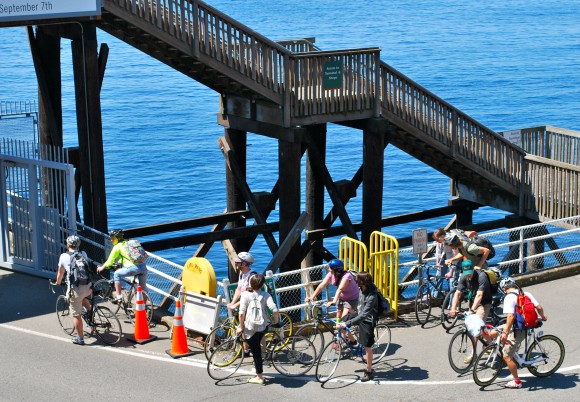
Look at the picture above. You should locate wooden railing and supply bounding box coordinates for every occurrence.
[524,155,580,221]
[103,0,290,103]
[379,62,525,195]
[288,48,380,122]
[517,126,580,166]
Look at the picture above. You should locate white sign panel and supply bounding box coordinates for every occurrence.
[0,0,101,23]
[412,228,428,255]
[501,129,522,147]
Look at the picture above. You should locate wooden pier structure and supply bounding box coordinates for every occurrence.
[2,0,579,279]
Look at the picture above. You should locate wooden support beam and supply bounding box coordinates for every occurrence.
[362,124,385,245]
[218,136,279,255]
[305,138,358,239]
[98,43,109,90]
[265,212,309,274]
[124,210,250,238]
[141,222,279,252]
[305,124,326,267]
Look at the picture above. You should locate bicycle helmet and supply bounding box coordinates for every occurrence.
[327,259,344,273]
[235,251,254,264]
[444,232,461,247]
[108,229,124,241]
[500,276,517,290]
[66,235,81,249]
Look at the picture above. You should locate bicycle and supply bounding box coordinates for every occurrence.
[203,309,293,360]
[441,285,506,331]
[296,300,391,361]
[447,295,507,374]
[472,322,565,386]
[207,326,316,381]
[50,280,122,345]
[415,263,451,325]
[92,263,154,326]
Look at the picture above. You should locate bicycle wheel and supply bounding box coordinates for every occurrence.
[526,334,565,377]
[448,328,476,374]
[441,291,461,330]
[362,324,391,364]
[294,325,325,360]
[204,323,236,360]
[128,288,154,326]
[56,295,75,335]
[271,335,316,376]
[207,338,244,380]
[92,306,122,345]
[92,279,120,314]
[415,283,433,325]
[472,343,505,386]
[261,312,293,352]
[315,340,342,383]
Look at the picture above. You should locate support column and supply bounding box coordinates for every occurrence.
[305,124,326,267]
[72,22,107,232]
[362,120,385,246]
[225,128,247,281]
[278,132,302,272]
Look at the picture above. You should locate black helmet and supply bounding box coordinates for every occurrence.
[108,229,124,241]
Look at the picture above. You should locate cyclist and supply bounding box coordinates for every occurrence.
[96,229,147,303]
[338,272,379,382]
[226,251,256,311]
[55,235,92,345]
[433,228,457,296]
[449,260,493,358]
[494,277,548,389]
[237,273,279,385]
[444,231,491,271]
[305,258,360,319]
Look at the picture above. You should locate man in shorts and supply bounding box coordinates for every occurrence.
[55,235,92,345]
[496,277,548,389]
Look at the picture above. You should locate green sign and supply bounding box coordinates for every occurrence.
[227,276,278,307]
[323,60,343,90]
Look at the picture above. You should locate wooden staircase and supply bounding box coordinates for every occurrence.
[97,0,579,224]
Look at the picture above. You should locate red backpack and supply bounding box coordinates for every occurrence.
[512,291,539,329]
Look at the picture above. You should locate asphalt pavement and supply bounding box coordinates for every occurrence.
[1,268,579,401]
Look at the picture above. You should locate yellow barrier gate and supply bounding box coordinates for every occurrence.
[339,232,399,320]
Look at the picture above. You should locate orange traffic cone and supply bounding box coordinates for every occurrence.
[166,299,195,358]
[128,286,157,344]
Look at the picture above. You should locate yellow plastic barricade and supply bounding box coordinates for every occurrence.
[182,257,217,297]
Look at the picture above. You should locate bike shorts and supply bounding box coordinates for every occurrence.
[69,284,92,316]
[499,324,526,357]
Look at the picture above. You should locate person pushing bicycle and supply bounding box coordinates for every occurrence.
[96,229,147,303]
[493,277,548,389]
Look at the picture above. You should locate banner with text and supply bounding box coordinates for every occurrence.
[0,0,101,24]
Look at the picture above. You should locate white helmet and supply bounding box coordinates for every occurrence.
[235,251,254,264]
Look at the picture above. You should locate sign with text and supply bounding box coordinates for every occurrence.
[501,129,522,147]
[323,60,343,90]
[412,228,428,255]
[0,0,101,24]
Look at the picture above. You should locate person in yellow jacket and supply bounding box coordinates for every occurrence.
[97,229,147,302]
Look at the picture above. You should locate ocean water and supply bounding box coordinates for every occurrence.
[1,1,579,280]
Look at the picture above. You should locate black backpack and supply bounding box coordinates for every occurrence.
[467,236,496,260]
[68,251,90,287]
[376,290,390,317]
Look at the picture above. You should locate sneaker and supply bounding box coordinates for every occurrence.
[504,380,522,389]
[244,350,252,358]
[463,355,473,365]
[112,297,123,305]
[247,377,264,385]
[348,340,358,347]
[72,337,85,345]
[361,370,374,382]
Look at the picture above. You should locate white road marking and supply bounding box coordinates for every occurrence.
[2,323,578,385]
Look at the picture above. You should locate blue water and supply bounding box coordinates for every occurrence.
[1,1,579,280]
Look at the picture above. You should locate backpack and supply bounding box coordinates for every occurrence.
[458,234,496,261]
[512,291,539,330]
[244,294,267,332]
[68,250,90,287]
[483,267,501,294]
[376,290,390,317]
[125,240,149,264]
